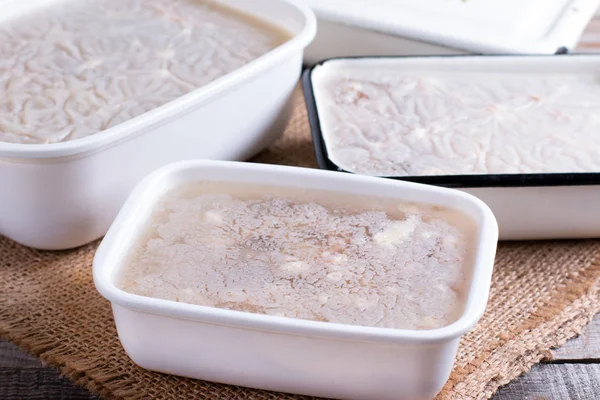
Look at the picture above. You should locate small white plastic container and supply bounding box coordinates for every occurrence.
[93,160,498,400]
[0,0,316,250]
[304,54,600,240]
[301,0,600,65]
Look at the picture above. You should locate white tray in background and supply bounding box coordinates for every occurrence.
[302,0,600,64]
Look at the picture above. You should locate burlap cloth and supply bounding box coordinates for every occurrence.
[1,93,600,400]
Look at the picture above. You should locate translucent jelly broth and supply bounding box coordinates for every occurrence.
[314,67,600,176]
[118,181,478,330]
[0,0,290,144]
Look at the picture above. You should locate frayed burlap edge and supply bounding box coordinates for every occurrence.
[438,258,600,399]
[2,89,600,399]
[2,250,600,400]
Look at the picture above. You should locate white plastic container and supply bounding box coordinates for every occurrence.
[0,0,316,250]
[303,54,600,240]
[301,0,600,65]
[93,160,498,400]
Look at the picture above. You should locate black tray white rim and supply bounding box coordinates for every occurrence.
[302,53,600,189]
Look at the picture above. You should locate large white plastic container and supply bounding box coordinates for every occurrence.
[0,0,316,250]
[301,0,600,65]
[304,54,600,240]
[93,160,498,400]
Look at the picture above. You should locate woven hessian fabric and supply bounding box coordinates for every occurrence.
[1,93,600,400]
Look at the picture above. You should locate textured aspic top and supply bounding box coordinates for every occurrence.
[314,67,600,176]
[118,182,476,330]
[0,0,288,144]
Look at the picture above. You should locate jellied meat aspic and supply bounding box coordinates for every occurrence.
[314,68,600,176]
[118,182,477,331]
[0,0,288,144]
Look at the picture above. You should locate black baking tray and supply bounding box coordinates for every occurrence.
[301,54,600,189]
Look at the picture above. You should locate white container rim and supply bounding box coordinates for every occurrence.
[0,0,317,160]
[94,160,499,345]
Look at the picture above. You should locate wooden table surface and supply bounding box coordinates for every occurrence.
[2,9,600,400]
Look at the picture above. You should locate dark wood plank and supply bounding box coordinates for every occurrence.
[552,314,600,361]
[492,364,600,400]
[0,368,98,400]
[0,342,97,399]
[0,342,43,369]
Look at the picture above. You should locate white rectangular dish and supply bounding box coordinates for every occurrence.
[304,55,600,240]
[301,0,600,65]
[93,160,498,400]
[0,0,316,250]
